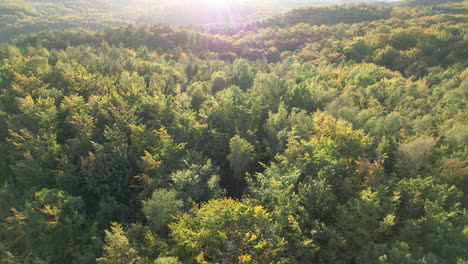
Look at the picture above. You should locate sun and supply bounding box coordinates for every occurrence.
[176,0,252,26]
[203,0,229,7]
[191,0,239,25]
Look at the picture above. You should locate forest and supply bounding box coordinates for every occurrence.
[0,0,409,42]
[0,0,467,263]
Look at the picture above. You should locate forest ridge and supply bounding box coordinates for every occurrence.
[0,0,467,263]
[0,0,439,41]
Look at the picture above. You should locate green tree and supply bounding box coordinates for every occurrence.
[169,198,287,264]
[210,71,229,94]
[232,59,254,91]
[344,38,373,62]
[4,189,95,263]
[170,151,223,203]
[249,72,287,110]
[154,257,182,264]
[142,189,183,233]
[248,161,318,262]
[97,222,148,264]
[227,135,255,194]
[337,187,400,256]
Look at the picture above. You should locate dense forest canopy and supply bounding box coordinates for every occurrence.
[0,0,467,263]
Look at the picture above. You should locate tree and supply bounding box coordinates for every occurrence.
[154,257,182,264]
[97,222,148,264]
[344,38,373,62]
[227,135,255,195]
[357,241,426,264]
[205,85,258,137]
[248,162,318,262]
[232,59,254,91]
[170,151,223,203]
[142,189,183,233]
[312,111,372,158]
[263,104,313,158]
[397,136,436,177]
[6,95,61,190]
[4,189,95,263]
[374,45,401,71]
[186,82,210,110]
[249,72,287,110]
[169,198,287,264]
[395,177,467,262]
[210,71,229,94]
[336,187,399,255]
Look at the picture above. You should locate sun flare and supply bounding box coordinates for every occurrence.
[205,0,225,4]
[185,0,240,25]
[201,0,231,8]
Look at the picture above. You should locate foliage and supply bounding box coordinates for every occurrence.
[169,198,287,264]
[0,1,467,263]
[97,222,148,264]
[142,189,183,233]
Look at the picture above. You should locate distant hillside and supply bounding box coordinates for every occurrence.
[12,2,467,73]
[211,3,393,34]
[134,1,275,26]
[402,0,463,6]
[0,0,127,41]
[0,0,401,42]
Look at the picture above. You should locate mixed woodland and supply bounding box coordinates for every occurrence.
[0,0,417,42]
[0,0,467,263]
